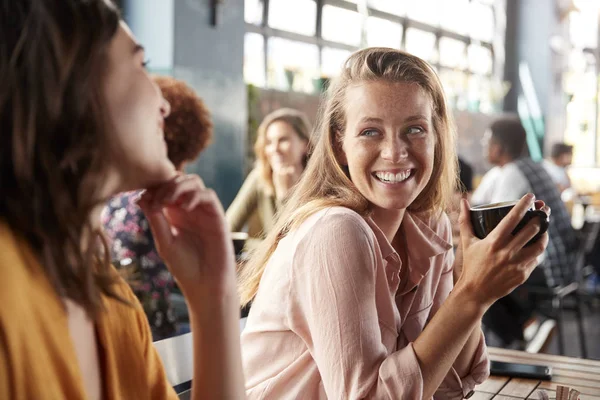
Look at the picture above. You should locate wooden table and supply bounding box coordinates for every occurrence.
[473,348,600,399]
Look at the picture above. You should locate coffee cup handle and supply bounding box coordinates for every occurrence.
[526,209,549,243]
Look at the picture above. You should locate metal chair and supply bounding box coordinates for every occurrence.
[524,220,600,358]
[153,318,249,399]
[153,333,194,397]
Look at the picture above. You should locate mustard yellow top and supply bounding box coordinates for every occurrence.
[0,222,177,400]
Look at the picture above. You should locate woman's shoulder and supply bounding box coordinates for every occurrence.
[293,206,375,247]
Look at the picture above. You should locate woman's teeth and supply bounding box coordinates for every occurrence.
[375,170,411,183]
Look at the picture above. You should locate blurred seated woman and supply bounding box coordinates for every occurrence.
[226,108,311,247]
[0,1,243,398]
[102,75,213,341]
[238,47,550,399]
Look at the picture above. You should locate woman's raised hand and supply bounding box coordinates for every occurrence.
[455,194,550,309]
[137,174,236,300]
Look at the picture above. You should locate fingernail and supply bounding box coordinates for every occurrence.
[526,193,535,201]
[132,192,143,203]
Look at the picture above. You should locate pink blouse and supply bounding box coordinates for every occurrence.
[241,207,489,399]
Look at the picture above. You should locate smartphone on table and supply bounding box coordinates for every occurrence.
[490,360,552,380]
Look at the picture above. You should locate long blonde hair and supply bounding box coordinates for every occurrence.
[254,108,312,195]
[239,48,458,306]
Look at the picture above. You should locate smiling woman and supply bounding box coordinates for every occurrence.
[238,47,550,399]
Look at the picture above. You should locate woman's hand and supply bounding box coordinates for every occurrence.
[454,194,550,309]
[137,174,236,300]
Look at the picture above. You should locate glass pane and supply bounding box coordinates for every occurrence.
[267,37,319,92]
[467,75,493,112]
[569,1,599,49]
[322,47,352,78]
[322,5,362,47]
[439,37,467,69]
[469,2,494,42]
[439,69,469,109]
[468,44,493,75]
[269,0,317,36]
[367,0,406,15]
[244,0,263,25]
[439,0,469,35]
[244,33,265,87]
[406,0,440,26]
[405,28,437,63]
[366,17,402,48]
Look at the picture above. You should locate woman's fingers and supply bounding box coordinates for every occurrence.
[509,231,548,266]
[489,194,535,244]
[148,174,206,208]
[458,198,476,246]
[138,199,175,255]
[507,217,542,251]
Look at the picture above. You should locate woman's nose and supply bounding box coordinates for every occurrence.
[381,137,408,163]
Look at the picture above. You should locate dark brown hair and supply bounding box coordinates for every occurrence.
[551,142,573,159]
[489,117,527,160]
[153,76,214,168]
[0,0,123,318]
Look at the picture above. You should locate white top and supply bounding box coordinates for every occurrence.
[471,163,531,206]
[542,160,570,189]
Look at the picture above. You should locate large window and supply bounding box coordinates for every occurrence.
[563,0,600,165]
[244,0,504,111]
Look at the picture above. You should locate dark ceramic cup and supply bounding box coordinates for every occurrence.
[470,200,549,245]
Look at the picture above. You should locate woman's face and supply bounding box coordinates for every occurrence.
[102,23,176,194]
[264,120,308,171]
[340,81,436,214]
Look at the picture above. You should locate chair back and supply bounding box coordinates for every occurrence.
[153,333,193,390]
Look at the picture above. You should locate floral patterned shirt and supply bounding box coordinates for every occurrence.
[102,192,177,341]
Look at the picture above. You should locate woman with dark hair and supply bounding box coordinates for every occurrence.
[226,108,311,244]
[0,1,244,399]
[102,76,213,341]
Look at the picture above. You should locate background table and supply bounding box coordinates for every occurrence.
[473,347,600,399]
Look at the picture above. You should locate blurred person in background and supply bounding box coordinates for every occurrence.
[473,117,577,352]
[227,108,311,248]
[543,143,573,193]
[102,75,213,341]
[0,1,244,398]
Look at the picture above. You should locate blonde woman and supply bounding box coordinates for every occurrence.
[227,108,311,243]
[238,48,550,399]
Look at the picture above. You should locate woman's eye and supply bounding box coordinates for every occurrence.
[407,126,425,135]
[142,59,151,69]
[360,129,379,137]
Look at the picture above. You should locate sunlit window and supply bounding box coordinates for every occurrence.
[440,0,469,36]
[569,2,598,49]
[439,37,467,69]
[468,44,493,75]
[469,2,495,43]
[244,0,263,25]
[439,69,469,109]
[267,37,319,92]
[405,28,437,63]
[244,33,265,87]
[322,5,362,47]
[406,0,440,27]
[367,0,406,16]
[321,47,352,78]
[366,17,402,48]
[269,0,316,36]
